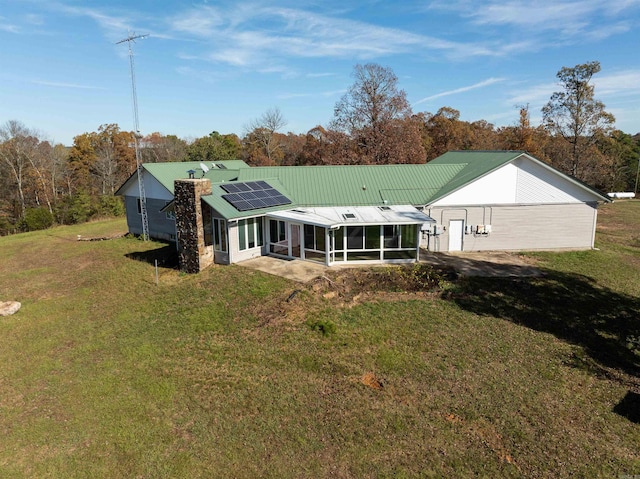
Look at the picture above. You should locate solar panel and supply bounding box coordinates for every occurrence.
[221,181,291,212]
[244,181,262,191]
[221,183,241,193]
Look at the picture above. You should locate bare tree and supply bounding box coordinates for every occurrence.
[542,61,615,180]
[0,121,40,218]
[332,63,422,164]
[244,107,287,164]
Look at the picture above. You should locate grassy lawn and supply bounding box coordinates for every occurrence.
[0,205,639,478]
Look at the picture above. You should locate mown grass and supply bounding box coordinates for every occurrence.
[0,207,639,478]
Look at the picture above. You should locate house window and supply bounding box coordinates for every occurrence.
[332,223,419,263]
[346,226,364,250]
[270,220,286,242]
[304,224,327,252]
[136,198,142,215]
[365,226,380,249]
[384,225,400,248]
[164,202,175,220]
[334,227,344,251]
[238,220,247,250]
[401,224,418,248]
[269,220,288,255]
[238,218,264,251]
[303,224,327,263]
[213,219,227,252]
[203,205,213,247]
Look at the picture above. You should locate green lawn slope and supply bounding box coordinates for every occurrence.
[0,204,639,478]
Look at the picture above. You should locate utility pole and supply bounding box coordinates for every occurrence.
[117,33,149,240]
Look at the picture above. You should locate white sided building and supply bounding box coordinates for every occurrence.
[116,151,610,273]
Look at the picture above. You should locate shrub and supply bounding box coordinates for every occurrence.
[306,318,337,336]
[0,216,16,236]
[55,190,94,225]
[96,195,125,217]
[21,207,54,231]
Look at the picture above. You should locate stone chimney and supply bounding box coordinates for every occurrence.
[174,178,214,273]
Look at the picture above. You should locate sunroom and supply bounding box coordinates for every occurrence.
[265,205,435,266]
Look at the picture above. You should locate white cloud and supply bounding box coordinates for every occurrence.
[48,3,134,40]
[170,6,223,36]
[166,3,524,72]
[594,70,640,97]
[30,80,106,90]
[24,14,44,26]
[0,16,20,33]
[507,69,640,112]
[428,0,640,43]
[278,89,345,100]
[508,82,557,108]
[414,77,506,105]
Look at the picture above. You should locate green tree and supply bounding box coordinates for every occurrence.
[596,130,640,191]
[187,131,241,163]
[542,61,615,181]
[21,206,54,231]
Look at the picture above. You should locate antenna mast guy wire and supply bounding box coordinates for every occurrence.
[117,33,149,240]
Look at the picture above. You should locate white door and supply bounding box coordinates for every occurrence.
[448,220,464,251]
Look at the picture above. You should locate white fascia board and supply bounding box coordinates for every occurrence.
[267,205,435,228]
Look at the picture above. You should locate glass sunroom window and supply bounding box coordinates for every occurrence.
[384,225,400,248]
[238,218,263,251]
[365,226,380,249]
[346,226,364,249]
[401,224,418,248]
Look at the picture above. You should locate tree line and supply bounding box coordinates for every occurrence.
[1,61,638,235]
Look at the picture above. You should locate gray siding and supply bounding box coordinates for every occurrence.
[426,203,598,252]
[124,196,177,242]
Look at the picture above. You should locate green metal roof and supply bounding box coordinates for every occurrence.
[118,151,610,221]
[115,160,248,196]
[235,163,465,208]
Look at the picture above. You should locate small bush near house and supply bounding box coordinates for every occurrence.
[21,207,54,231]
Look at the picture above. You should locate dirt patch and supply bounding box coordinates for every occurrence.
[361,372,385,390]
[251,264,455,327]
[421,251,543,278]
[443,413,519,468]
[251,256,542,328]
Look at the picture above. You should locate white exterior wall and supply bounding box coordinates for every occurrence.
[432,163,519,205]
[431,157,597,208]
[119,171,174,201]
[425,203,598,252]
[227,217,267,264]
[425,157,603,252]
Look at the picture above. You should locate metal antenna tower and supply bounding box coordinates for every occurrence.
[117,32,149,240]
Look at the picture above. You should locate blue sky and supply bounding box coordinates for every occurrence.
[1,0,639,146]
